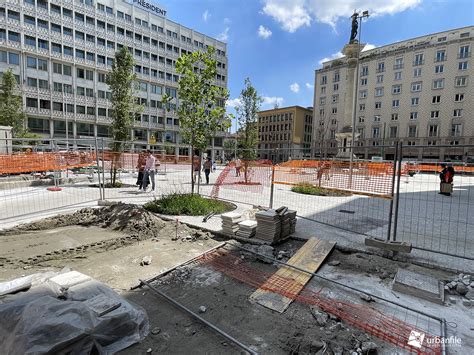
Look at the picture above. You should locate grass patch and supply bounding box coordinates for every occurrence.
[144,193,234,216]
[291,183,351,197]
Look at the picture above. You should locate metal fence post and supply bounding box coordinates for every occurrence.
[269,165,275,209]
[95,138,103,201]
[386,142,398,241]
[392,142,403,241]
[101,138,106,200]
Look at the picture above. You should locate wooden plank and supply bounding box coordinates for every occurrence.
[250,237,335,313]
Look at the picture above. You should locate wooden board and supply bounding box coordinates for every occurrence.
[250,237,335,313]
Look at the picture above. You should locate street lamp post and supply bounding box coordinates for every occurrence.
[349,10,369,188]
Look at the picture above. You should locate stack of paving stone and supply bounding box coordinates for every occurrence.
[280,209,297,238]
[236,220,258,239]
[221,212,243,236]
[255,209,281,243]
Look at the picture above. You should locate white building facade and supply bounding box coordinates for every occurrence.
[312,26,473,161]
[0,0,228,158]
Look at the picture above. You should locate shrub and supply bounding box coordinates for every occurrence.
[144,193,234,216]
[291,183,351,197]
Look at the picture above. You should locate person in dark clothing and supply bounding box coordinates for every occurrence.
[203,157,212,184]
[136,152,149,190]
[439,163,455,196]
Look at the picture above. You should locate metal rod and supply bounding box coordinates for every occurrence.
[140,279,258,355]
[386,142,398,241]
[95,137,103,201]
[226,242,445,322]
[101,138,106,200]
[131,242,227,290]
[392,142,403,241]
[269,165,275,209]
[440,318,447,355]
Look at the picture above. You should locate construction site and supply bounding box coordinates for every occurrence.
[1,142,473,354]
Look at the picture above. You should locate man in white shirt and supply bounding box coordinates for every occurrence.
[142,150,156,192]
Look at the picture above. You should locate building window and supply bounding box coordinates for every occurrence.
[332,95,338,103]
[435,50,446,62]
[394,57,403,70]
[389,126,398,138]
[320,75,327,85]
[377,62,385,73]
[375,87,384,97]
[432,95,441,104]
[428,125,439,137]
[459,45,470,59]
[453,109,463,117]
[411,82,422,92]
[333,83,339,91]
[375,102,382,109]
[392,99,400,108]
[433,79,444,89]
[454,93,464,102]
[372,127,380,138]
[408,126,417,138]
[359,90,367,99]
[361,66,369,76]
[458,61,468,71]
[434,65,444,73]
[455,76,467,87]
[332,107,337,114]
[320,86,326,94]
[360,78,367,86]
[373,115,381,122]
[320,97,326,105]
[414,53,424,65]
[8,52,19,65]
[333,72,340,82]
[410,112,418,120]
[394,72,402,80]
[430,111,439,119]
[451,124,462,137]
[413,67,422,77]
[376,74,383,83]
[391,113,398,121]
[358,116,365,123]
[411,97,419,106]
[392,85,401,94]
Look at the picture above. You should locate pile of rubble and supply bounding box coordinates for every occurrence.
[445,273,474,306]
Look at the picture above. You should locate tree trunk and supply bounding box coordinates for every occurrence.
[244,161,249,183]
[191,143,195,195]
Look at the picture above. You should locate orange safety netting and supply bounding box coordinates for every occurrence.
[0,152,96,174]
[194,250,442,355]
[275,161,394,196]
[210,160,273,198]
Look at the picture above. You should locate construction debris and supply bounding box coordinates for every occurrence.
[141,256,153,266]
[254,207,297,244]
[221,212,243,236]
[393,268,444,304]
[236,220,257,238]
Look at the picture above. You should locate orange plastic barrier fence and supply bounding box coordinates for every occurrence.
[0,152,96,174]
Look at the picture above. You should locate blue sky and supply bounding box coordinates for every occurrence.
[161,0,473,125]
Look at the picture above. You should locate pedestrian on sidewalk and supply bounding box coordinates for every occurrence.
[439,163,455,196]
[203,157,212,184]
[143,150,156,192]
[136,151,149,190]
[193,154,201,183]
[235,157,242,177]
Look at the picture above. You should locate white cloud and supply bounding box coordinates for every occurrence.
[289,83,300,93]
[362,43,377,51]
[317,51,344,66]
[262,0,421,32]
[262,0,311,33]
[223,17,231,25]
[202,10,210,22]
[226,98,242,108]
[217,27,230,42]
[258,25,273,39]
[305,82,314,89]
[261,96,285,107]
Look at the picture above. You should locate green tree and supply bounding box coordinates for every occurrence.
[235,78,262,183]
[176,46,230,193]
[0,69,27,137]
[106,46,138,186]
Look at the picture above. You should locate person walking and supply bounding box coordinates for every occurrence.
[203,157,212,184]
[193,154,201,183]
[439,163,455,196]
[136,152,148,190]
[143,150,156,192]
[235,157,242,177]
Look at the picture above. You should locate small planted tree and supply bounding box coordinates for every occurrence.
[176,46,230,193]
[0,69,27,137]
[107,46,138,186]
[235,78,262,183]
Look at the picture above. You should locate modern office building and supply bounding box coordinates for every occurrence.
[257,106,313,162]
[0,0,228,158]
[312,26,473,161]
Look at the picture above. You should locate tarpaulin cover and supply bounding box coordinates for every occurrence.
[0,273,149,354]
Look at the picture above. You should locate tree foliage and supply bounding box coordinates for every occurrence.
[235,78,262,182]
[106,46,138,185]
[176,46,230,192]
[0,69,27,137]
